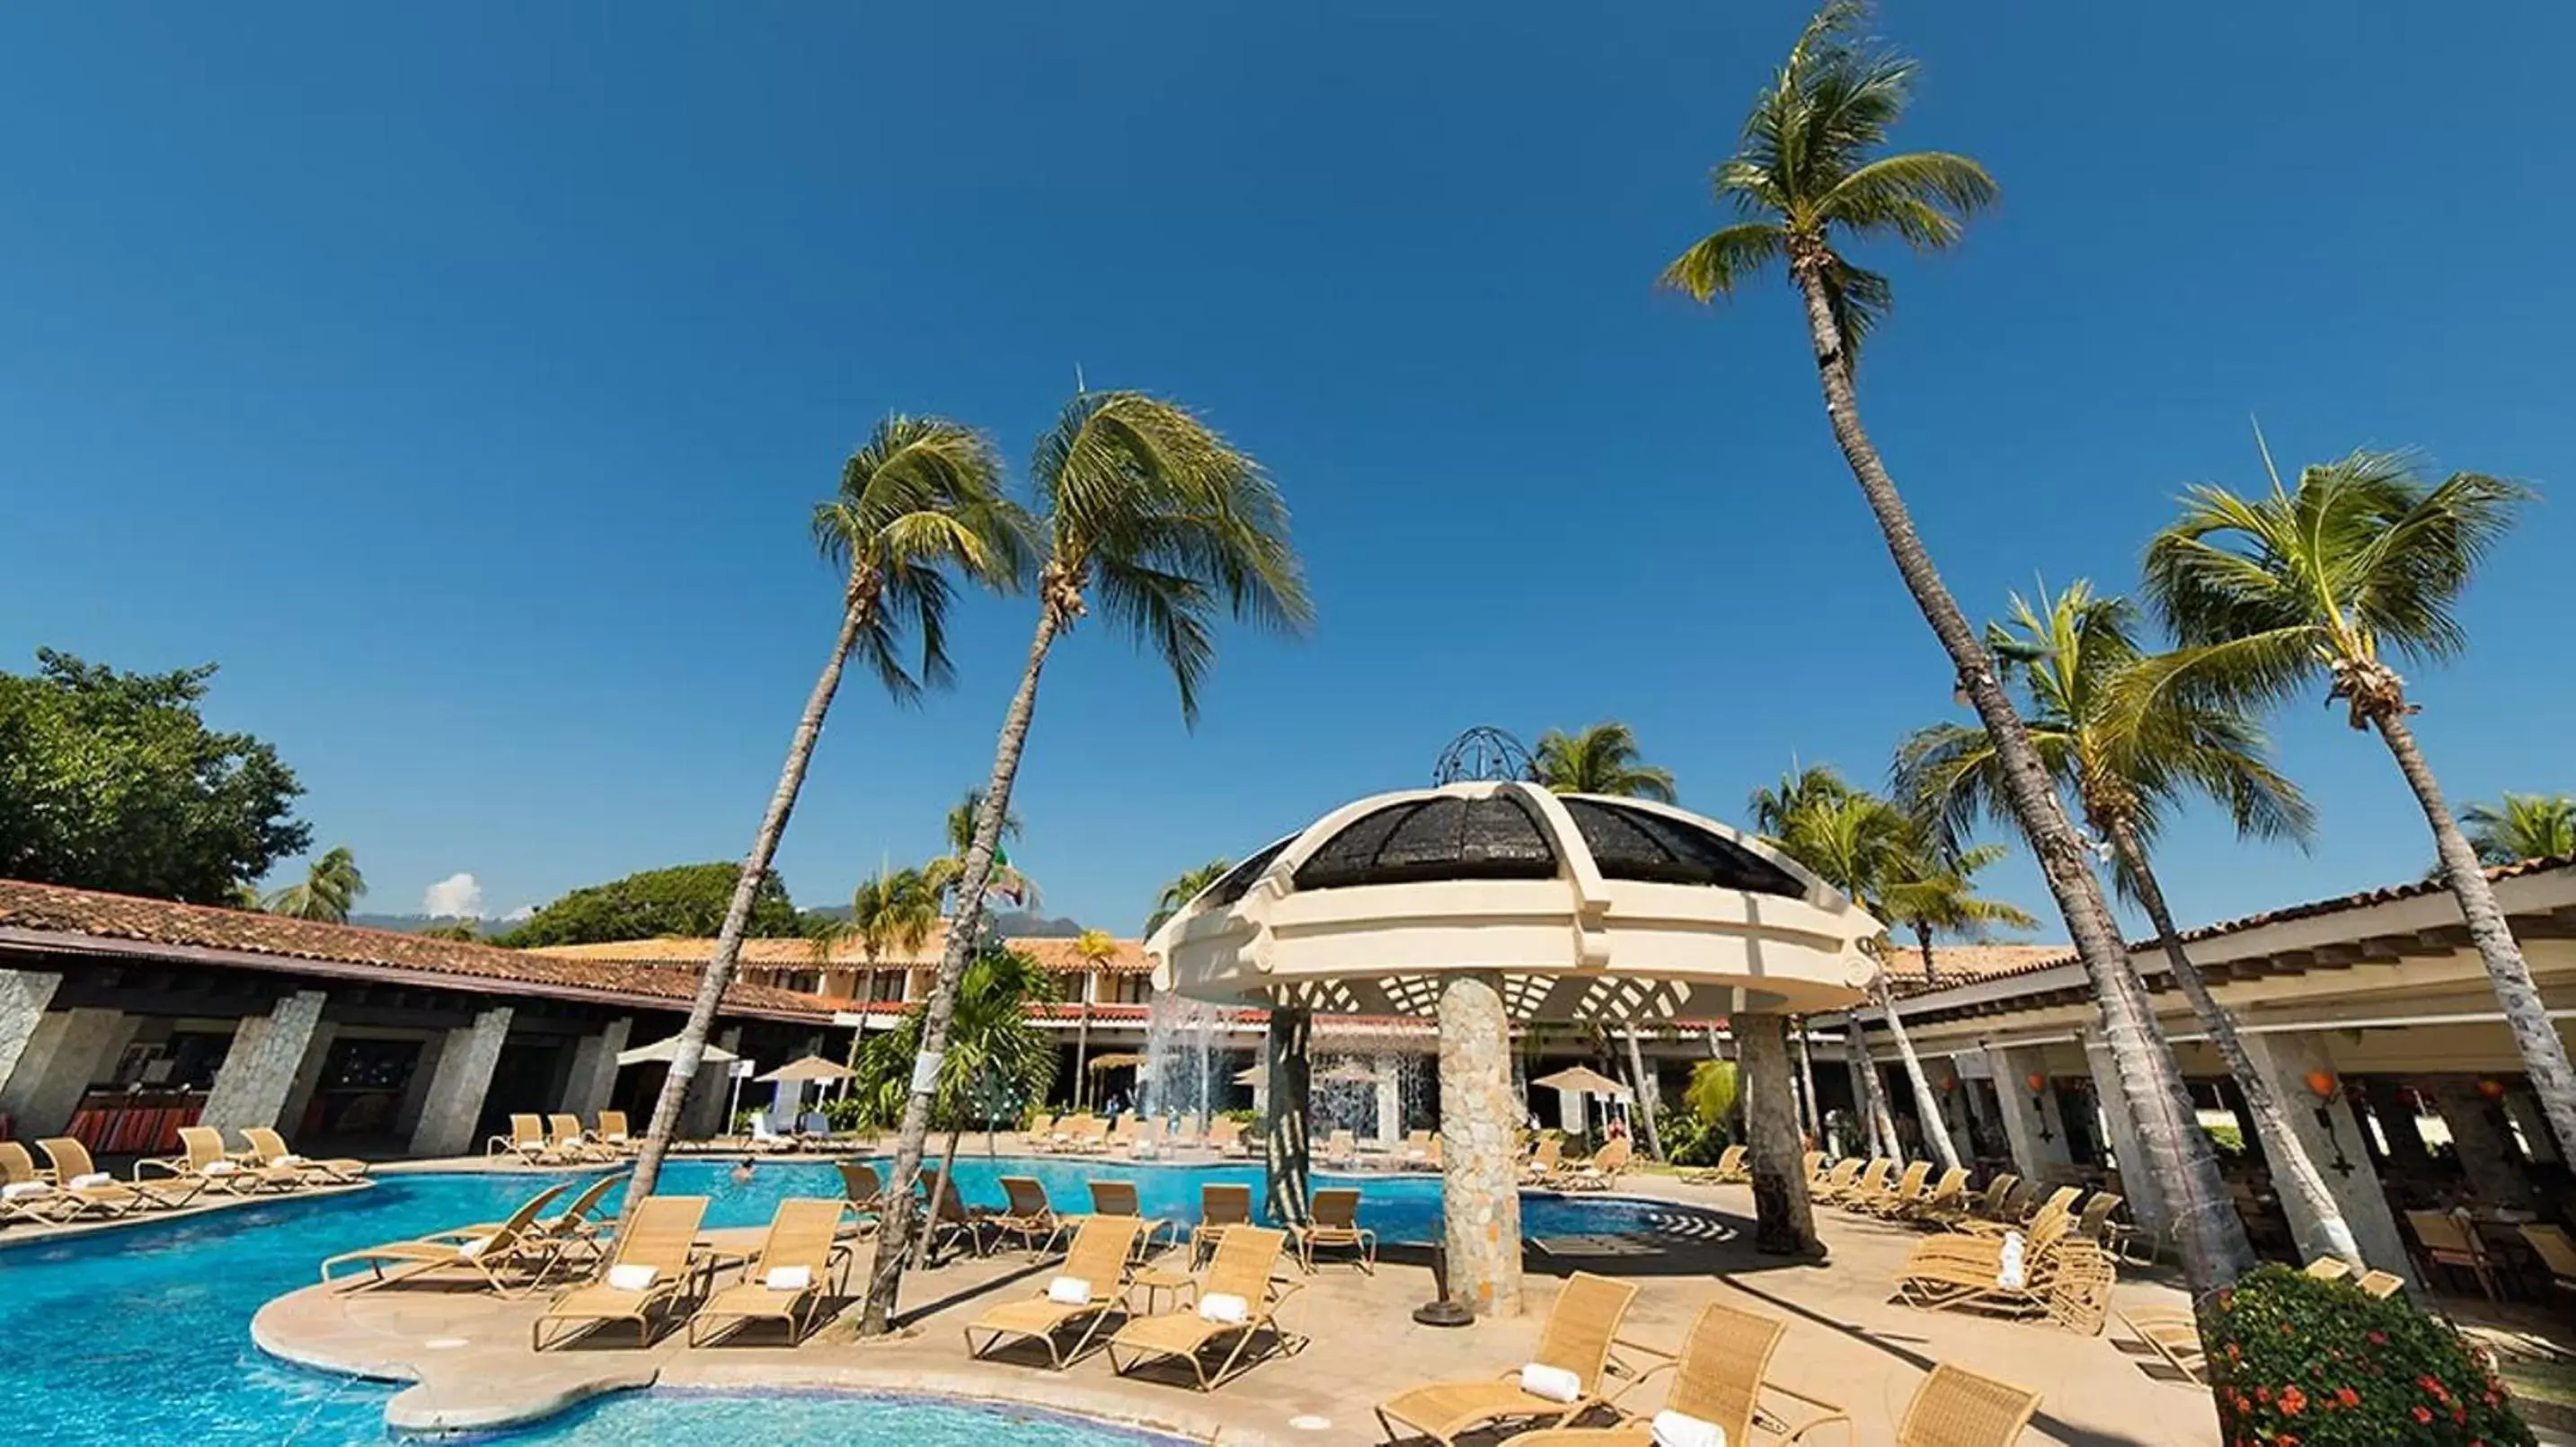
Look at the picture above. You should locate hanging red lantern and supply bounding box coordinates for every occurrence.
[2302,1070,2340,1103]
[2025,1072,2047,1094]
[2476,1078,2508,1100]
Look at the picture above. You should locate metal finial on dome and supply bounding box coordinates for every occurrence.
[1431,726,1536,786]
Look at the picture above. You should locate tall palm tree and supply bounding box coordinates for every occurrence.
[2143,446,2576,1159]
[860,389,1310,1334]
[623,416,1031,1209]
[819,865,943,1031]
[1532,721,1678,801]
[1664,3,2248,1292]
[2460,793,2576,867]
[931,787,1033,917]
[1896,580,2364,1265]
[1146,858,1233,935]
[263,846,365,922]
[1069,927,1119,1108]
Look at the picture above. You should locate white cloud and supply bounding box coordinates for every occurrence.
[422,873,484,919]
[501,904,536,923]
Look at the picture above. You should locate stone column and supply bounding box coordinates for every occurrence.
[1264,1006,1312,1226]
[1372,1054,1403,1148]
[407,1006,514,1159]
[1437,972,1521,1317]
[2426,1078,2538,1210]
[1987,1045,2075,1182]
[2235,1031,2415,1285]
[1738,1012,1820,1258]
[199,990,329,1134]
[0,969,66,1098]
[561,1016,633,1121]
[681,1026,743,1140]
[276,1022,341,1136]
[2082,1035,2173,1240]
[0,1008,137,1138]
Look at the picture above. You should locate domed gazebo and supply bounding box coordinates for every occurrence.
[1146,780,1882,1316]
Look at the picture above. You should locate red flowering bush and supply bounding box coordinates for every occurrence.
[2203,1265,2534,1446]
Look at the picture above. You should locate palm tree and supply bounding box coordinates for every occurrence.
[623,416,1031,1209]
[1146,858,1233,935]
[860,389,1310,1334]
[819,865,943,1028]
[1665,3,2247,1292]
[2142,446,2576,1160]
[1069,927,1119,1108]
[1896,579,2365,1266]
[2460,793,2576,867]
[263,846,366,922]
[1532,722,1678,801]
[928,786,1035,920]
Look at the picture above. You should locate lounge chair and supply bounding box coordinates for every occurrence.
[1862,1160,1934,1219]
[1889,1363,2042,1445]
[0,1142,79,1223]
[1193,1182,1253,1266]
[1684,1143,1748,1185]
[1172,1113,1204,1149]
[916,1168,988,1260]
[1129,1116,1167,1159]
[2116,1308,2208,1386]
[1556,1138,1633,1193]
[1839,1158,1904,1214]
[593,1109,637,1155]
[1089,1178,1178,1259]
[1105,1224,1303,1390]
[1809,1158,1862,1203]
[2520,1223,2576,1297]
[546,1114,617,1165]
[744,1116,799,1154]
[1373,1272,1640,1446]
[987,1176,1067,1256]
[837,1160,887,1229]
[139,1125,297,1194]
[487,1114,568,1165]
[322,1181,574,1293]
[960,1213,1144,1368]
[1522,1135,1564,1183]
[1508,1300,1849,1447]
[1322,1128,1357,1169]
[240,1126,369,1186]
[1208,1117,1247,1157]
[2406,1209,2501,1301]
[1899,1220,2115,1335]
[688,1198,851,1346]
[1293,1186,1376,1274]
[1895,1166,1968,1224]
[40,1136,204,1213]
[1952,1184,2076,1238]
[532,1195,711,1348]
[1945,1172,2018,1228]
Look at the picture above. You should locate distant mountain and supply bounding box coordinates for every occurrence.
[350,912,518,935]
[797,905,1090,938]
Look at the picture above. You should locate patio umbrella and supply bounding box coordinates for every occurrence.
[1086,1051,1147,1071]
[755,1055,854,1083]
[1318,1062,1379,1084]
[1529,1065,1631,1099]
[617,1035,739,1066]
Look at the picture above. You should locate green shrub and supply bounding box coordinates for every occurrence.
[1220,1107,1259,1125]
[2205,1264,2534,1446]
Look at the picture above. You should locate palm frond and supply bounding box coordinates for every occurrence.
[1659,222,1789,303]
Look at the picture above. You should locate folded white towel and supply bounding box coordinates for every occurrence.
[1997,1231,2027,1290]
[3,1181,52,1201]
[455,1236,494,1260]
[202,1160,241,1176]
[1520,1362,1583,1403]
[1198,1291,1251,1325]
[764,1265,813,1291]
[276,1153,306,1168]
[1651,1408,1726,1447]
[606,1263,659,1291]
[1047,1275,1093,1305]
[68,1172,113,1190]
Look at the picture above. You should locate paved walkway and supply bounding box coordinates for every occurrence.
[258,1165,2223,1444]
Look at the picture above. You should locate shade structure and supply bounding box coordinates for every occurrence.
[1530,1064,1630,1099]
[1146,781,1883,1020]
[617,1035,739,1067]
[1086,1051,1147,1072]
[756,1054,854,1084]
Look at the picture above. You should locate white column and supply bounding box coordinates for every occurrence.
[200,990,329,1134]
[560,1016,633,1121]
[408,1006,514,1158]
[2235,1031,2414,1284]
[1987,1044,2074,1182]
[0,969,66,1098]
[0,1008,137,1138]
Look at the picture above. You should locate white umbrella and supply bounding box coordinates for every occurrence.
[617,1035,739,1067]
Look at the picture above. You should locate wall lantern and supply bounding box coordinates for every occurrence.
[2301,1069,2354,1177]
[2025,1072,2047,1094]
[2476,1078,2508,1101]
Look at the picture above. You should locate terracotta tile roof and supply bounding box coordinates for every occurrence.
[0,878,829,1022]
[530,925,1152,975]
[1878,942,2068,993]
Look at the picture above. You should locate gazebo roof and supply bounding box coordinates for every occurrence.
[1148,781,1882,1022]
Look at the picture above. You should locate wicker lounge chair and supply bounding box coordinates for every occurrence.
[1689,1143,1748,1185]
[1810,1158,1862,1203]
[532,1195,711,1348]
[1899,1221,2112,1336]
[239,1126,369,1186]
[1890,1363,2043,1445]
[688,1197,850,1346]
[1946,1173,2018,1227]
[1322,1128,1357,1168]
[1400,1128,1435,1168]
[987,1176,1067,1256]
[1836,1158,1896,1210]
[1557,1137,1633,1193]
[2521,1223,2576,1297]
[322,1180,574,1293]
[591,1109,636,1155]
[1088,1178,1177,1258]
[1509,1300,1850,1447]
[1105,1224,1304,1390]
[1523,1135,1565,1183]
[961,1213,1144,1368]
[544,1114,615,1164]
[40,1136,204,1213]
[1373,1272,1641,1446]
[2116,1308,2208,1386]
[0,1141,79,1223]
[1896,1166,1970,1224]
[1293,1187,1376,1274]
[1895,1212,2073,1310]
[1953,1184,2076,1238]
[1208,1116,1247,1157]
[1862,1160,1934,1218]
[487,1113,568,1165]
[836,1160,886,1231]
[1194,1182,1253,1265]
[916,1168,988,1260]
[139,1125,297,1194]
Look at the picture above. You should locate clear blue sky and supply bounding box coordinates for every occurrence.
[4,3,2569,937]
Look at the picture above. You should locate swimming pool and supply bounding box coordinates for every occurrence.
[0,1156,1716,1442]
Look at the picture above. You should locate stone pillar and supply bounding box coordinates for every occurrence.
[1373,1054,1403,1148]
[2426,1078,2538,1210]
[2082,1035,2173,1240]
[0,969,66,1099]
[2504,1090,2563,1165]
[199,990,329,1135]
[0,1008,137,1138]
[561,1016,633,1121]
[1265,1006,1312,1225]
[1738,1012,1820,1258]
[681,1026,744,1139]
[276,1022,341,1136]
[2235,1031,2415,1285]
[408,1006,514,1159]
[1437,973,1521,1317]
[1987,1045,2075,1182]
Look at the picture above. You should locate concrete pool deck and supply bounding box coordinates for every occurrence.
[255,1166,2226,1444]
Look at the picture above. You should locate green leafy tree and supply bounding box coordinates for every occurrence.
[1531,721,1677,801]
[864,388,1310,1335]
[1663,3,2248,1293]
[1895,579,2363,1267]
[262,845,366,922]
[2141,446,2576,1163]
[616,415,1031,1211]
[2459,793,2576,867]
[1146,858,1232,935]
[0,650,309,904]
[499,862,803,947]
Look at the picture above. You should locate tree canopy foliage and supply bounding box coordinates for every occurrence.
[498,861,803,947]
[0,649,309,904]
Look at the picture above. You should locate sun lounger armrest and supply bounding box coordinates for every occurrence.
[1602,1354,1680,1406]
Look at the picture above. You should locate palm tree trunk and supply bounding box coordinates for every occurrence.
[2373,710,2576,1153]
[625,594,869,1213]
[2104,817,2361,1269]
[1738,1012,1819,1257]
[1072,999,1092,1112]
[911,1125,965,1271]
[859,606,1059,1335]
[1875,967,1961,1173]
[1622,1025,1665,1161]
[1787,255,2252,1293]
[1846,1027,1901,1160]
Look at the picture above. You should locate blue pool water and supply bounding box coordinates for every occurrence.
[0,1156,1716,1443]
